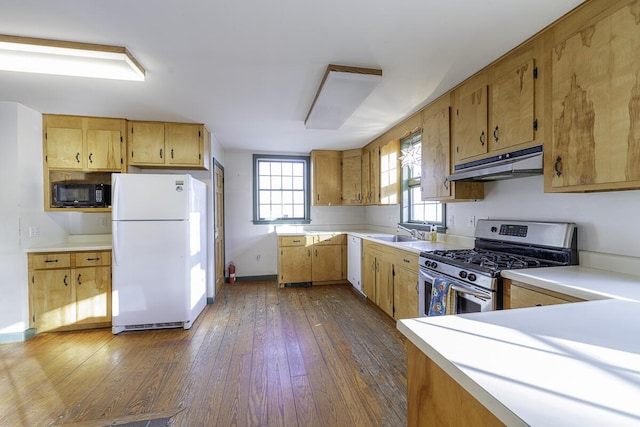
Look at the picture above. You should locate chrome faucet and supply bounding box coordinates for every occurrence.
[397,224,417,238]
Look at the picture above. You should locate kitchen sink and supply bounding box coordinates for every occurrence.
[369,234,418,243]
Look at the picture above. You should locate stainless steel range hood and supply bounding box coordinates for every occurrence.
[447,144,543,182]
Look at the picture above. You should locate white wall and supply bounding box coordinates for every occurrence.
[223,149,366,277]
[446,175,640,257]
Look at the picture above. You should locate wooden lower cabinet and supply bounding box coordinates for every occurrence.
[406,340,504,427]
[278,234,345,287]
[505,279,584,309]
[362,240,420,319]
[29,251,112,332]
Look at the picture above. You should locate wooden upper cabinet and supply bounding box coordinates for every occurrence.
[421,106,451,199]
[44,115,125,172]
[128,121,165,165]
[311,150,342,205]
[490,58,536,152]
[341,149,363,205]
[361,149,372,204]
[380,139,399,205]
[128,121,210,170]
[421,101,484,202]
[453,74,489,163]
[548,0,640,192]
[166,123,203,166]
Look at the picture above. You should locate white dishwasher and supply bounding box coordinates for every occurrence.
[347,235,364,295]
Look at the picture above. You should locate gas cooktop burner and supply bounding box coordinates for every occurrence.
[426,249,555,272]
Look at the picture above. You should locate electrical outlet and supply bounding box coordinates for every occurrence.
[28,225,40,238]
[256,254,261,262]
[448,215,454,227]
[99,217,108,228]
[468,215,476,227]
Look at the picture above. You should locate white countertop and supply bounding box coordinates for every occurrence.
[398,299,640,426]
[502,266,640,302]
[26,235,112,253]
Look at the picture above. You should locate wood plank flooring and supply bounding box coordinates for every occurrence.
[0,281,408,426]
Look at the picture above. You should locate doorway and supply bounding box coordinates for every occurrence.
[213,160,225,295]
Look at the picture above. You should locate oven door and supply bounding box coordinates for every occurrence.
[419,267,494,316]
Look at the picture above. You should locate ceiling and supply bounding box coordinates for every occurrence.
[1,0,585,154]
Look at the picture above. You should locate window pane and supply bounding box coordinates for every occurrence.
[271,162,282,175]
[292,163,303,176]
[282,191,293,204]
[259,204,271,219]
[259,176,271,190]
[282,176,293,189]
[259,162,271,175]
[282,162,292,175]
[271,176,282,190]
[292,176,304,190]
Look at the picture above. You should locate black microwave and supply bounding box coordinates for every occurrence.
[52,182,111,208]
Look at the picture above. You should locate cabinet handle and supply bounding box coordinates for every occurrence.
[403,258,410,263]
[479,131,486,146]
[443,179,449,190]
[63,275,68,286]
[535,303,542,307]
[44,259,59,263]
[160,148,164,159]
[89,152,93,163]
[493,126,499,143]
[315,249,318,257]
[171,148,174,158]
[75,152,80,163]
[292,240,301,243]
[554,156,563,177]
[86,257,100,261]
[77,274,82,285]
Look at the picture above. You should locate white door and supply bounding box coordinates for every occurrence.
[112,220,189,327]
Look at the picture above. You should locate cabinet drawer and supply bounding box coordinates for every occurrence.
[393,251,418,269]
[31,253,71,269]
[510,282,584,309]
[75,251,111,267]
[279,235,313,247]
[315,234,345,245]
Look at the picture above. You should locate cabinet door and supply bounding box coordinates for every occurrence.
[129,121,165,165]
[550,2,640,191]
[394,267,419,320]
[369,147,381,204]
[510,283,583,309]
[31,269,75,332]
[341,150,362,205]
[86,129,122,171]
[75,266,111,324]
[379,140,399,205]
[454,82,488,162]
[312,245,343,282]
[166,123,202,166]
[311,150,342,205]
[45,125,84,170]
[376,257,394,317]
[421,107,451,199]
[361,149,371,204]
[362,251,377,300]
[279,246,312,284]
[491,59,535,151]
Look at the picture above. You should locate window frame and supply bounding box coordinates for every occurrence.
[398,131,446,233]
[252,154,311,225]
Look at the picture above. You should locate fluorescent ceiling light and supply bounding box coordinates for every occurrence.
[0,34,145,81]
[305,64,382,130]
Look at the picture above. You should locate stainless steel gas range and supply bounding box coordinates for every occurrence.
[418,219,578,316]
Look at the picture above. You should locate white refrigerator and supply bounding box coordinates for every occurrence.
[111,173,207,334]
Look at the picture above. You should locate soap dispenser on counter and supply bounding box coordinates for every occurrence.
[429,225,437,243]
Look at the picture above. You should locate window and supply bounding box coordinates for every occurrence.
[399,131,445,231]
[253,154,311,224]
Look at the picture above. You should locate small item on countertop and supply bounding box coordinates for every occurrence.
[429,225,437,243]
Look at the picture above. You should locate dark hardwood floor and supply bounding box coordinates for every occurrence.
[0,281,408,426]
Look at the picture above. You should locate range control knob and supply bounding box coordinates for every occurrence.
[468,273,477,282]
[459,271,468,279]
[425,261,437,269]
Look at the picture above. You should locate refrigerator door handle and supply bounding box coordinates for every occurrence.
[113,221,120,266]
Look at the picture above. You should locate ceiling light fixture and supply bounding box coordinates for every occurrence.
[0,34,145,81]
[305,64,382,130]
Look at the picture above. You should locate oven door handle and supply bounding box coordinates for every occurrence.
[450,284,489,299]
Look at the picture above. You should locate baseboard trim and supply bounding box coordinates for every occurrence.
[0,328,36,344]
[227,274,277,283]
